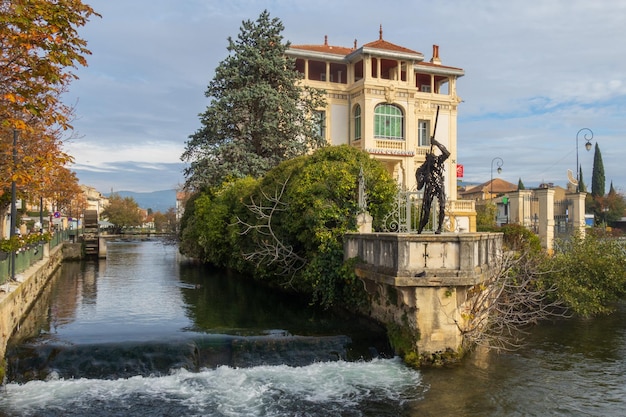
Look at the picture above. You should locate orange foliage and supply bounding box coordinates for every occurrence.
[0,0,99,214]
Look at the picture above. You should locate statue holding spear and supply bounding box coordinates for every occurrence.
[415,106,450,234]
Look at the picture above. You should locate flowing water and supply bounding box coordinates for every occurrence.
[1,239,626,416]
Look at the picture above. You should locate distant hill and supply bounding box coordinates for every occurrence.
[107,189,177,213]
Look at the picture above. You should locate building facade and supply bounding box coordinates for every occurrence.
[287,27,464,198]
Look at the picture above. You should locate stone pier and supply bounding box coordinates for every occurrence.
[344,232,502,356]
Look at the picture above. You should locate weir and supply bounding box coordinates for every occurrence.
[344,232,502,355]
[6,334,354,382]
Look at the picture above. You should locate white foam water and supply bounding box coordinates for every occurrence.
[0,358,424,417]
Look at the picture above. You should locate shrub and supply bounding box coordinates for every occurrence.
[499,223,542,253]
[543,230,626,317]
[179,146,398,309]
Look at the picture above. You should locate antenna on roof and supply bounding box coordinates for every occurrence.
[379,24,383,40]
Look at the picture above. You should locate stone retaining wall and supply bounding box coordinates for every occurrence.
[0,243,77,379]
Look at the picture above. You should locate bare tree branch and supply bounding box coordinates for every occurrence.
[236,177,307,283]
[458,250,569,352]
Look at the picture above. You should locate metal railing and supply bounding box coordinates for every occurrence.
[0,230,69,285]
[381,190,455,233]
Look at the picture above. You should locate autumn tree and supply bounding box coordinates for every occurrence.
[594,183,626,227]
[151,208,177,233]
[48,166,87,218]
[0,0,99,234]
[182,10,326,189]
[0,0,98,129]
[101,194,143,231]
[164,207,177,232]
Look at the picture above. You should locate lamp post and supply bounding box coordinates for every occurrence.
[576,128,593,192]
[490,157,503,198]
[10,129,18,281]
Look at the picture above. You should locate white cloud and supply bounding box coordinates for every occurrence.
[63,0,626,192]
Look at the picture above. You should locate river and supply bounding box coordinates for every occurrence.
[1,239,625,416]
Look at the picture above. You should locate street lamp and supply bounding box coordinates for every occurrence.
[490,157,503,198]
[576,128,593,192]
[10,129,18,281]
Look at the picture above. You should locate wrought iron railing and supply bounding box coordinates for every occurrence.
[380,190,451,233]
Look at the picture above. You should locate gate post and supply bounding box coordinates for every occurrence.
[535,188,555,251]
[567,191,587,236]
[508,190,533,227]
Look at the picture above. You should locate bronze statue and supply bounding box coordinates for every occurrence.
[416,135,450,234]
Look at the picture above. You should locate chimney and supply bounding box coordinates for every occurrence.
[430,44,441,65]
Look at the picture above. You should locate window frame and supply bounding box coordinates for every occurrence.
[374,104,404,140]
[354,104,362,141]
[315,110,326,139]
[418,119,430,147]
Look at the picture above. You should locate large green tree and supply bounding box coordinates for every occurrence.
[182,10,326,189]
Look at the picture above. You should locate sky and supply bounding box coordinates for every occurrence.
[62,0,626,194]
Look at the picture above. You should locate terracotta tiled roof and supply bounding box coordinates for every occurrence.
[362,38,420,55]
[289,44,355,56]
[461,178,517,196]
[290,27,421,57]
[362,25,421,55]
[416,61,464,71]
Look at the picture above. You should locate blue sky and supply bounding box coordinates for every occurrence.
[63,0,626,193]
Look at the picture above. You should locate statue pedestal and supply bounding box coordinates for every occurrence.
[356,212,372,233]
[345,232,503,355]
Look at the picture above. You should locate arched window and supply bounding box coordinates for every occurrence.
[374,104,404,140]
[354,104,362,140]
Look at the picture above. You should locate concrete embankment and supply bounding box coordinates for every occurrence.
[0,243,82,380]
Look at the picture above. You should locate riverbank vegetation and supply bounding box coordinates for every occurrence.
[180,145,397,308]
[546,230,626,317]
[460,224,626,352]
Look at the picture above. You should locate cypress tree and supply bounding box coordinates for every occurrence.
[578,166,587,193]
[591,143,605,197]
[517,178,525,190]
